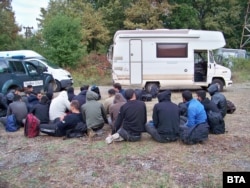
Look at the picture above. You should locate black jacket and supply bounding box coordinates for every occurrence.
[115,99,147,136]
[72,90,87,107]
[153,90,180,139]
[31,101,50,124]
[207,84,227,118]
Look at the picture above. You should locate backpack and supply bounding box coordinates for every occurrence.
[66,122,87,138]
[91,85,101,100]
[227,100,236,114]
[141,93,152,102]
[6,114,19,132]
[24,113,40,138]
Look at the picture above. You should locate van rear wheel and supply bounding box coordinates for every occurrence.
[145,83,159,93]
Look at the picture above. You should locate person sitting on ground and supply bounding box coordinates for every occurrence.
[0,94,28,128]
[46,92,53,107]
[179,90,209,144]
[27,91,42,112]
[0,93,8,117]
[67,86,76,102]
[109,93,127,134]
[103,89,116,125]
[113,82,126,98]
[30,96,50,124]
[145,90,180,143]
[40,100,83,137]
[196,90,225,134]
[207,83,227,118]
[81,90,108,137]
[105,89,147,144]
[49,90,70,122]
[72,85,89,107]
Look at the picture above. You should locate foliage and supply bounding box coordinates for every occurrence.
[42,13,86,67]
[124,0,170,29]
[0,0,20,50]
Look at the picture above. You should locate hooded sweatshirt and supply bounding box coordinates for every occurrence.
[109,93,126,130]
[81,91,108,128]
[152,90,180,139]
[72,90,87,107]
[207,84,227,117]
[49,91,70,121]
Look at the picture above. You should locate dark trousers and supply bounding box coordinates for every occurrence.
[39,123,62,137]
[118,127,141,142]
[145,123,178,143]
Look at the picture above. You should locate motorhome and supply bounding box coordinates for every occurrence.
[0,50,73,91]
[107,29,233,91]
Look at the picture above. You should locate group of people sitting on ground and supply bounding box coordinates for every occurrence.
[0,82,228,145]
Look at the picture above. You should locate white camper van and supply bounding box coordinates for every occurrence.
[0,50,73,91]
[107,29,233,91]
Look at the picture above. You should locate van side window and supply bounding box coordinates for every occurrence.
[9,61,26,73]
[25,62,39,75]
[157,43,187,58]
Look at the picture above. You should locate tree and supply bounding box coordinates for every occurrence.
[124,0,170,29]
[42,14,86,67]
[0,0,20,50]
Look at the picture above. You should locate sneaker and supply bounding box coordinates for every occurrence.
[112,133,124,142]
[105,135,113,144]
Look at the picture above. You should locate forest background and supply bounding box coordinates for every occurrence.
[1,0,250,86]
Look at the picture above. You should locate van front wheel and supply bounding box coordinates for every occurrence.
[212,79,224,92]
[54,80,61,92]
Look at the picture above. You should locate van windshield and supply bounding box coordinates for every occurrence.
[40,58,60,69]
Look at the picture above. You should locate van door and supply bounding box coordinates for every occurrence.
[130,39,142,84]
[207,50,216,83]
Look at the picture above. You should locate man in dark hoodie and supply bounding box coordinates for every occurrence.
[145,90,180,143]
[207,83,227,118]
[105,89,147,144]
[196,90,225,134]
[73,85,89,107]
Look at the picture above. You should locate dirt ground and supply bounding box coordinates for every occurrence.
[0,83,250,188]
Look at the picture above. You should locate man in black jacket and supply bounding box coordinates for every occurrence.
[105,89,147,144]
[196,90,225,134]
[145,90,180,143]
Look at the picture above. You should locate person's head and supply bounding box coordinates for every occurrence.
[124,89,136,100]
[67,86,74,94]
[36,92,43,101]
[157,89,171,102]
[14,87,23,95]
[40,95,49,104]
[70,100,80,112]
[196,90,206,102]
[182,90,193,102]
[13,94,21,102]
[113,83,122,92]
[108,89,116,97]
[207,83,219,96]
[80,85,89,91]
[113,93,126,104]
[27,85,33,92]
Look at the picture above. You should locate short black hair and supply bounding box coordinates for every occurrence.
[70,100,80,110]
[182,90,193,101]
[124,89,135,100]
[80,85,89,91]
[67,86,74,93]
[113,83,122,90]
[196,90,206,100]
[108,89,116,95]
[13,94,21,101]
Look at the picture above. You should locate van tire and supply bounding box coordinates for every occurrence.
[145,83,159,93]
[54,80,61,92]
[212,79,224,92]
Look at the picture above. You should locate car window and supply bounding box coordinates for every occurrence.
[25,62,39,75]
[0,59,8,73]
[9,61,26,73]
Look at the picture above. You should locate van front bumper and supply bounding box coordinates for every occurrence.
[225,80,233,87]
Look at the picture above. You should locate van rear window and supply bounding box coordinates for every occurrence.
[157,43,187,58]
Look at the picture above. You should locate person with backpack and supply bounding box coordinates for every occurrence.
[207,83,227,118]
[179,90,209,144]
[0,94,28,129]
[196,90,225,134]
[105,89,147,144]
[81,90,108,137]
[145,90,180,143]
[40,100,84,137]
[30,95,50,124]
